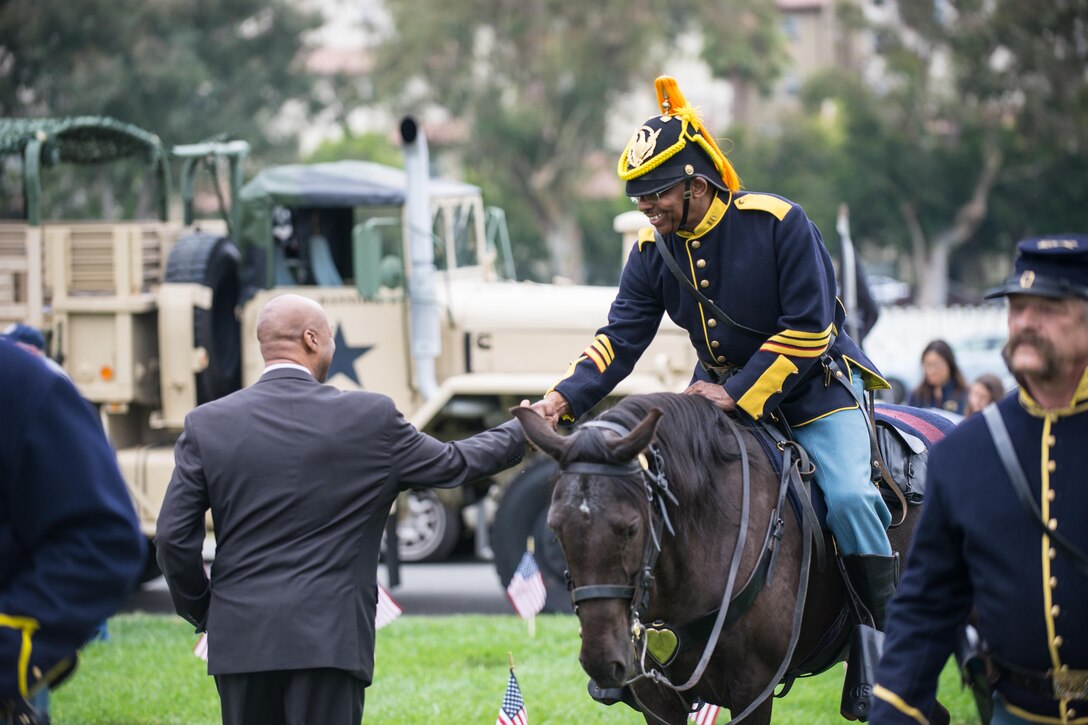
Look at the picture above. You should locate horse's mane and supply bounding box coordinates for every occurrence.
[556,393,746,540]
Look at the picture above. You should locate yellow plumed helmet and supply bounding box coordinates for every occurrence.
[618,76,741,195]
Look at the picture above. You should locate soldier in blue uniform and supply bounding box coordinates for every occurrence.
[1,340,144,720]
[537,77,896,630]
[873,236,1088,725]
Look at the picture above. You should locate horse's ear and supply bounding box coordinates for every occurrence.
[510,406,569,460]
[611,407,663,462]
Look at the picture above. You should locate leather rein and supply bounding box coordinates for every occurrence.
[560,416,821,725]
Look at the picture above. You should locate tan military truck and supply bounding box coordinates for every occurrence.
[3,116,698,604]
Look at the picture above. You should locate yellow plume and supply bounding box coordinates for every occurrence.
[653,75,741,192]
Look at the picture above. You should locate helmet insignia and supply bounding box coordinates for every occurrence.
[627,126,662,169]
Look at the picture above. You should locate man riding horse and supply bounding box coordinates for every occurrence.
[536,76,896,647]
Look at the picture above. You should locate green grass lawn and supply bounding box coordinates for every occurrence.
[51,614,978,723]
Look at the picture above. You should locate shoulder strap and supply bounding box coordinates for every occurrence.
[982,404,1088,579]
[652,230,771,340]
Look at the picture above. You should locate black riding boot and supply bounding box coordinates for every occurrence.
[843,553,899,631]
[841,553,899,721]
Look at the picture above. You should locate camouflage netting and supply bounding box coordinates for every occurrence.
[0,116,167,165]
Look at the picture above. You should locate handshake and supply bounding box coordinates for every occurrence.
[517,392,570,430]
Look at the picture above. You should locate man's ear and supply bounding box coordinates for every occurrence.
[302,328,319,353]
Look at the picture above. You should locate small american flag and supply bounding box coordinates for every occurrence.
[193,632,208,662]
[376,583,403,629]
[690,701,720,724]
[496,669,528,725]
[506,550,547,619]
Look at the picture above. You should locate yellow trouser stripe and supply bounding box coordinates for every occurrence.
[872,685,928,725]
[0,614,39,698]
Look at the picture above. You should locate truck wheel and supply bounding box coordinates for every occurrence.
[492,457,571,613]
[164,232,242,403]
[395,489,462,563]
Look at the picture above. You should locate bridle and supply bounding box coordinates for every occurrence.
[557,414,821,725]
[564,420,676,620]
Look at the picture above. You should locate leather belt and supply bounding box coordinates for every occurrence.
[995,655,1088,701]
[699,359,738,384]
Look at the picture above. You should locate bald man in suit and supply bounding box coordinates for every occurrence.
[156,294,527,724]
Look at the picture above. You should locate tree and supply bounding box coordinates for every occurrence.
[0,0,320,218]
[369,0,787,282]
[824,0,1088,305]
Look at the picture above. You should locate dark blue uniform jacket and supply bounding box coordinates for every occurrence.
[552,191,885,425]
[873,372,1088,724]
[0,341,143,701]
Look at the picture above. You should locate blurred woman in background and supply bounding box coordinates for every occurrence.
[906,339,969,416]
[965,372,1006,417]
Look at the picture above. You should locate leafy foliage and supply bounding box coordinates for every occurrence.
[370,0,787,281]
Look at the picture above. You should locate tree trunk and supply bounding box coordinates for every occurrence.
[901,144,1004,306]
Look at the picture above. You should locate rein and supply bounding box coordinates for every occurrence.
[560,415,820,724]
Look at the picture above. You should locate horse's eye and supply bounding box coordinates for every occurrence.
[624,524,638,541]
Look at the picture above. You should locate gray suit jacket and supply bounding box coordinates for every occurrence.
[155,368,524,682]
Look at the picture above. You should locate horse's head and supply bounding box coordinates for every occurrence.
[512,405,664,688]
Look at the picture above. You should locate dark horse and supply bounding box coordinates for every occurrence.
[511,393,950,725]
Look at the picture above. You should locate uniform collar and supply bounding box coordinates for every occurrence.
[1018,365,1088,418]
[677,190,732,240]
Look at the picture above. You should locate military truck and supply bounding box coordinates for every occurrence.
[2,116,699,603]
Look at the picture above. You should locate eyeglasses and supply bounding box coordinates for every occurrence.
[629,181,682,204]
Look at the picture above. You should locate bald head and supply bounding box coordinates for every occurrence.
[256,294,335,381]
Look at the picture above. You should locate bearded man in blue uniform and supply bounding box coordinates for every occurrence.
[537,76,896,631]
[873,237,1088,725]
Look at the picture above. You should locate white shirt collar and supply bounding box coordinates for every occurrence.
[262,362,314,378]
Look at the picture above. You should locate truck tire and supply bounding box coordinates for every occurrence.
[164,232,242,404]
[395,489,462,563]
[492,457,571,613]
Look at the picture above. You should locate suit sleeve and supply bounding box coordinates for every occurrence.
[385,399,525,489]
[871,447,974,724]
[551,243,665,419]
[0,372,143,700]
[723,213,837,420]
[156,418,212,631]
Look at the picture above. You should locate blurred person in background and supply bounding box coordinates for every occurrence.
[1,323,67,378]
[1,339,144,725]
[966,372,1007,417]
[906,339,969,417]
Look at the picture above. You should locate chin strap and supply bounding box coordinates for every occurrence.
[677,180,693,230]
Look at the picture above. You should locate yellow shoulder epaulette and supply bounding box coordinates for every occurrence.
[733,193,792,221]
[637,226,657,252]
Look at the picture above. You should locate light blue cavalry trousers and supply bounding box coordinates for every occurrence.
[791,370,892,556]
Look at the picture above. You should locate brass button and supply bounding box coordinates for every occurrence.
[1068,709,1077,718]
[1048,435,1057,446]
[699,279,709,289]
[1048,460,1057,472]
[691,241,701,250]
[32,666,42,679]
[716,355,725,363]
[1054,635,1064,647]
[1048,489,1056,502]
[711,341,720,348]
[1049,518,1058,531]
[1050,576,1058,588]
[696,259,707,269]
[1049,547,1057,559]
[1052,605,1061,617]
[708,319,717,328]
